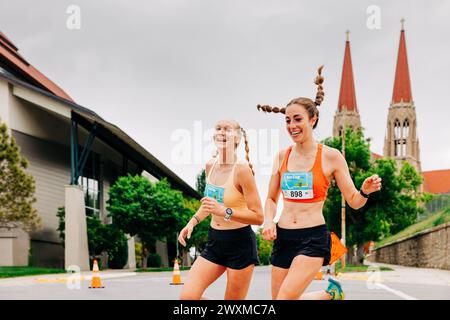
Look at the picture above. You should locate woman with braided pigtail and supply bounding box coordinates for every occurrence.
[259,66,382,300]
[178,120,263,300]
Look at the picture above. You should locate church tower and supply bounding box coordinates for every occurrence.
[383,20,421,172]
[333,31,361,137]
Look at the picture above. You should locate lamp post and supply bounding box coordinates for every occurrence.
[341,106,347,268]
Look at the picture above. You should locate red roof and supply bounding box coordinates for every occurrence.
[337,35,358,112]
[371,152,383,160]
[392,27,413,104]
[0,31,74,102]
[422,170,450,194]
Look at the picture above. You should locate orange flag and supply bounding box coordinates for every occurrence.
[328,232,347,265]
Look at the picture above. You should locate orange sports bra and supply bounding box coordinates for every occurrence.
[278,143,330,203]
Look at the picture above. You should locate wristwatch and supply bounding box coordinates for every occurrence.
[359,189,370,199]
[224,208,233,221]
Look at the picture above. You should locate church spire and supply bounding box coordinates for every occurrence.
[392,19,413,104]
[333,31,361,137]
[337,30,358,112]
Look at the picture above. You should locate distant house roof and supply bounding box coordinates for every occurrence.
[422,169,450,194]
[371,152,383,160]
[0,31,74,102]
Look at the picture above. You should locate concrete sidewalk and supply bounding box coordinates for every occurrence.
[336,262,450,287]
[0,268,137,287]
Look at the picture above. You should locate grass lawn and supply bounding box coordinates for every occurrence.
[136,266,191,272]
[375,207,450,249]
[335,264,393,273]
[0,267,66,278]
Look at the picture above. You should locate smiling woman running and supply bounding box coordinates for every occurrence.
[257,66,382,300]
[178,119,264,300]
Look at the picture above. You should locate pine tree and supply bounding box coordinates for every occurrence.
[0,122,40,230]
[196,169,206,194]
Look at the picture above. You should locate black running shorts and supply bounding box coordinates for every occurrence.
[200,225,260,270]
[270,224,331,269]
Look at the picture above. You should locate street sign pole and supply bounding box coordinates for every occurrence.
[341,107,347,268]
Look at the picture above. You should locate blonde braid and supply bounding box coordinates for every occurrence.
[240,128,254,176]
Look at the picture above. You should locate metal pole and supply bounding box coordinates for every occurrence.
[341,109,347,268]
[175,232,179,264]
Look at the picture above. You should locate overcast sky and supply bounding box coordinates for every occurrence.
[1,0,449,202]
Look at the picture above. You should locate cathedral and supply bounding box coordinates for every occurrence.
[333,21,421,172]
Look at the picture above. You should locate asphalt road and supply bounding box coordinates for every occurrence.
[1,263,449,300]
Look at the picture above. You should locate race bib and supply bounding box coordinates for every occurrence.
[204,183,224,205]
[281,172,314,200]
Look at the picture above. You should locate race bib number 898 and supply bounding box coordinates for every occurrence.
[281,172,314,200]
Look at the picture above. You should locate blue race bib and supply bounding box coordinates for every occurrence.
[204,183,225,205]
[281,172,314,200]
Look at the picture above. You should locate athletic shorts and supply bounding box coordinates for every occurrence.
[270,224,331,269]
[200,225,260,270]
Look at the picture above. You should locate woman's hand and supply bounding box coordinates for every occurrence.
[262,220,277,241]
[361,174,382,195]
[178,222,195,247]
[200,197,226,217]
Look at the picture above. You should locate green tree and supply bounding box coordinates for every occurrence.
[56,207,128,269]
[0,122,40,230]
[180,197,210,259]
[322,128,423,264]
[196,169,206,194]
[256,228,273,265]
[107,175,187,268]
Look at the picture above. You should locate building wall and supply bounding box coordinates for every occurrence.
[332,109,361,138]
[1,82,165,268]
[0,79,11,124]
[12,130,70,268]
[369,223,450,270]
[383,102,421,172]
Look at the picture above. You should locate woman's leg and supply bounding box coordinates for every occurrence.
[223,264,255,300]
[180,256,226,300]
[271,266,289,300]
[276,255,324,300]
[299,290,331,300]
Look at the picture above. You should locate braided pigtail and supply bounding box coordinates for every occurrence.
[240,128,254,176]
[314,65,325,106]
[256,104,286,114]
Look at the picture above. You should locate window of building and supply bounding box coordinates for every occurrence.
[394,119,405,157]
[403,119,409,137]
[78,151,101,218]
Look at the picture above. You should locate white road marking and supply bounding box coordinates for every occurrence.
[375,283,419,300]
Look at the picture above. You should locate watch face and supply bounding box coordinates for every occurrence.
[226,208,232,214]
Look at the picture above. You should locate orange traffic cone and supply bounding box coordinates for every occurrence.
[89,259,104,289]
[170,259,183,285]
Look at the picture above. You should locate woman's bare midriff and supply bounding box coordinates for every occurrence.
[277,200,326,229]
[210,214,249,230]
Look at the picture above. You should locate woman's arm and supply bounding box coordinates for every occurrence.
[178,160,214,246]
[261,150,285,240]
[201,163,264,225]
[331,148,382,210]
[264,150,284,224]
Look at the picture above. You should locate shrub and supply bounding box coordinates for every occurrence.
[147,253,162,268]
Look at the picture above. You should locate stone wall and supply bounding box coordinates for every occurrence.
[369,223,450,270]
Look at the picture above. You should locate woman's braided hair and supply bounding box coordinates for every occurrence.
[239,127,254,176]
[256,65,325,129]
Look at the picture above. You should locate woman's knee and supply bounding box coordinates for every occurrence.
[180,287,203,300]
